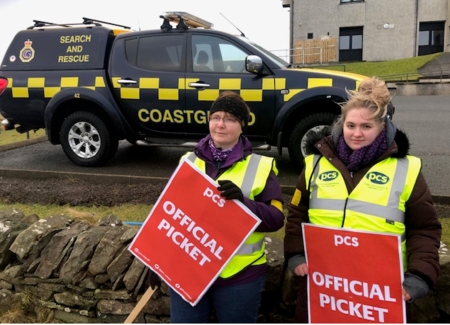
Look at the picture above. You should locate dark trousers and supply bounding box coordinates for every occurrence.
[170,274,266,323]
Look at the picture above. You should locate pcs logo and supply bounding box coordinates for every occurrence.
[366,172,390,184]
[318,171,338,182]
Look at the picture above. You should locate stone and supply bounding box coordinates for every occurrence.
[112,274,125,291]
[38,282,67,293]
[10,215,71,260]
[94,288,133,300]
[4,265,25,278]
[54,291,97,308]
[97,299,135,315]
[88,226,128,276]
[120,227,138,243]
[34,221,90,279]
[94,273,110,284]
[79,277,98,290]
[123,257,146,292]
[107,244,134,283]
[53,309,95,323]
[0,210,29,268]
[59,226,108,284]
[97,215,122,227]
[0,208,25,221]
[142,293,170,316]
[134,267,149,297]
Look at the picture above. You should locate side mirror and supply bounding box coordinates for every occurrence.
[246,55,263,74]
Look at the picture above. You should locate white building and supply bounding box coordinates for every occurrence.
[282,0,450,62]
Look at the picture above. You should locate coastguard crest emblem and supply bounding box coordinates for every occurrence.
[20,39,35,62]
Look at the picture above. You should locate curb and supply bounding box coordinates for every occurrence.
[0,167,297,195]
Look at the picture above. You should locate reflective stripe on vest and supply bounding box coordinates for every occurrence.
[186,152,266,198]
[183,152,276,278]
[305,154,422,267]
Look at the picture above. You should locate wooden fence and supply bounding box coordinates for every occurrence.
[292,38,337,65]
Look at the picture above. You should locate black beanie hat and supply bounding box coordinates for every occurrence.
[209,91,250,130]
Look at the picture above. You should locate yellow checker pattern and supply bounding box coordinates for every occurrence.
[111,76,339,103]
[8,76,107,98]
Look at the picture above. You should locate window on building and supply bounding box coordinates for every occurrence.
[339,36,350,50]
[339,34,362,50]
[352,35,362,49]
[307,33,313,39]
[340,0,364,3]
[418,21,445,56]
[339,26,363,62]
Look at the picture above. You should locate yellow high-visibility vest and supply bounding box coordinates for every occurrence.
[183,152,277,278]
[305,154,422,268]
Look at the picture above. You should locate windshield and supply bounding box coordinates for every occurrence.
[238,36,289,68]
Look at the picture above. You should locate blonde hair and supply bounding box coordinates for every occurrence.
[333,77,391,133]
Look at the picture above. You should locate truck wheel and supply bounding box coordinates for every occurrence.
[288,113,338,169]
[60,111,118,167]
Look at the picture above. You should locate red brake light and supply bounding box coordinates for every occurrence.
[0,78,8,96]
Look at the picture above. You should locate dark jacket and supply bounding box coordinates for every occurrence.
[284,127,441,289]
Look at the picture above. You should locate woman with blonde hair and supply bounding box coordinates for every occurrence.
[284,77,441,322]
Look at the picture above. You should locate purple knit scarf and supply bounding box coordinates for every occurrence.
[209,138,233,162]
[337,128,388,171]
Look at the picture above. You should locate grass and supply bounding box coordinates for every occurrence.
[440,218,450,246]
[0,290,57,323]
[0,126,46,146]
[314,52,443,81]
[0,202,153,225]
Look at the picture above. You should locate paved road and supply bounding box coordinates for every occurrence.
[0,95,449,199]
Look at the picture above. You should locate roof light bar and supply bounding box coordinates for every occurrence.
[161,12,213,29]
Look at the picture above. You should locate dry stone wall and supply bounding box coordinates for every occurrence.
[0,209,448,323]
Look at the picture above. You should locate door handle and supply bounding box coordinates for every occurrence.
[117,79,137,85]
[188,82,211,89]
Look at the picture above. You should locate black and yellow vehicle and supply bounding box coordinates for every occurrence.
[0,13,392,168]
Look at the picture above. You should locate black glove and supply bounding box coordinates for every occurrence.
[217,180,244,203]
[146,269,161,290]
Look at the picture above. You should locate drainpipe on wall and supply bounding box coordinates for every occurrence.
[290,0,294,64]
[447,0,450,52]
[414,0,419,57]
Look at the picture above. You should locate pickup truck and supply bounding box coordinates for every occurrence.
[0,13,384,168]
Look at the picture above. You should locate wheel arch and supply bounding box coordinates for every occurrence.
[44,88,127,145]
[273,87,348,148]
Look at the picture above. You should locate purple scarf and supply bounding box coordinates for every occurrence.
[209,139,233,162]
[337,128,388,172]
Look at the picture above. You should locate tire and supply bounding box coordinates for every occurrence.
[60,111,118,167]
[288,112,338,169]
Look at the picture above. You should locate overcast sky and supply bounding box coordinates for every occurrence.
[0,0,290,61]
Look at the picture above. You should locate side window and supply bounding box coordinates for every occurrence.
[192,35,249,73]
[125,35,183,72]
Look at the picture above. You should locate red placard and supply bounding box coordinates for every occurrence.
[129,158,261,306]
[303,224,406,323]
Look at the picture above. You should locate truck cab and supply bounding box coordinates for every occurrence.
[0,13,383,168]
